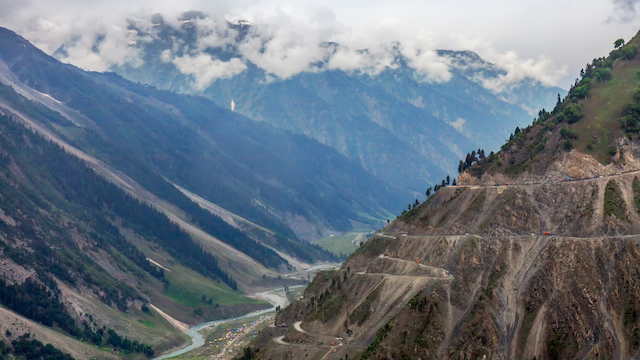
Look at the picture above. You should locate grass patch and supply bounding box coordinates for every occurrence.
[137,320,155,327]
[547,332,568,360]
[436,214,449,228]
[633,177,640,212]
[573,51,640,162]
[312,234,360,257]
[604,180,627,219]
[163,269,265,308]
[361,320,393,360]
[349,287,380,326]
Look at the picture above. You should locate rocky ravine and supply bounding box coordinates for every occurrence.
[263,234,640,360]
[248,161,640,359]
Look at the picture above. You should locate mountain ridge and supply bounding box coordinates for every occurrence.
[107,14,566,192]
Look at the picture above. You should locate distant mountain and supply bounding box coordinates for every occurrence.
[108,14,566,192]
[0,27,407,245]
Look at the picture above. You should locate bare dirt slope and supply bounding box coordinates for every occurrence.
[248,160,640,359]
[258,234,640,360]
[397,170,640,238]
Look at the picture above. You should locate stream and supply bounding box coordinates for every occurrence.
[153,285,303,360]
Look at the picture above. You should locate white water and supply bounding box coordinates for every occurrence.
[153,285,304,360]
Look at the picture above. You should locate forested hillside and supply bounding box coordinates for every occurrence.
[456,31,640,183]
[0,26,405,245]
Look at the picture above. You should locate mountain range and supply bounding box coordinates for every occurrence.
[105,12,566,193]
[0,16,585,360]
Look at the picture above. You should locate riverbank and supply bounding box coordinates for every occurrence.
[152,285,304,360]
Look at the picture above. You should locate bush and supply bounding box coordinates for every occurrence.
[620,115,638,128]
[622,45,638,60]
[560,127,578,139]
[609,146,618,156]
[562,140,573,151]
[595,68,612,82]
[573,85,590,99]
[563,104,584,124]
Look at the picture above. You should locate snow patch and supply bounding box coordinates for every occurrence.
[34,90,63,104]
[146,258,171,272]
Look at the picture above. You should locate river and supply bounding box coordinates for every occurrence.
[153,285,304,360]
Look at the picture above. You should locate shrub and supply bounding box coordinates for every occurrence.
[560,127,578,139]
[563,104,584,124]
[573,85,590,99]
[563,140,573,151]
[622,45,638,60]
[620,115,638,128]
[595,68,612,82]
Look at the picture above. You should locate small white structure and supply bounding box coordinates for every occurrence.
[231,99,235,111]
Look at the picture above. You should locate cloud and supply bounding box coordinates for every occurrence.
[2,0,633,89]
[609,0,640,23]
[444,35,568,92]
[161,50,247,89]
[231,6,340,79]
[325,44,398,75]
[400,46,452,83]
[479,52,568,92]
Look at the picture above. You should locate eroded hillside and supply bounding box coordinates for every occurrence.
[241,30,640,360]
[253,231,640,359]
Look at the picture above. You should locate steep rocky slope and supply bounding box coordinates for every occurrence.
[251,173,640,359]
[241,31,640,360]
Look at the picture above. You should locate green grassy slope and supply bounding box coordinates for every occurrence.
[459,31,640,179]
[312,234,360,257]
[574,31,640,161]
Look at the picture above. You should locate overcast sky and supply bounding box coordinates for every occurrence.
[1,0,639,89]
